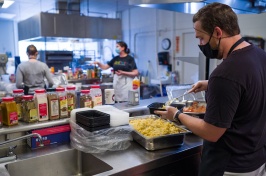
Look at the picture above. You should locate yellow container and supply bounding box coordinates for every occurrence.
[2,97,18,126]
[132,77,140,90]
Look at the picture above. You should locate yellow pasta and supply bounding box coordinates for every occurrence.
[129,118,182,138]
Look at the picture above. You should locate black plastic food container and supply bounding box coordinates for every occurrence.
[76,110,110,127]
[147,102,185,115]
[77,122,110,132]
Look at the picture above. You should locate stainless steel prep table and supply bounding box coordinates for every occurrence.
[0,96,203,176]
[0,133,202,176]
[94,133,202,176]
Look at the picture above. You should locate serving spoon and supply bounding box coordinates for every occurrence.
[165,91,191,106]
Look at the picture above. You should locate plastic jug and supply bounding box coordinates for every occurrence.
[132,77,140,90]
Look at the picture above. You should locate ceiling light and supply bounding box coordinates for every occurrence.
[2,0,14,8]
[0,13,16,19]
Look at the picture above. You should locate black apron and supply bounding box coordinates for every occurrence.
[24,84,47,95]
[198,38,245,176]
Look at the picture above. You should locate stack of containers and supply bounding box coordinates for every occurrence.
[56,87,68,118]
[34,89,48,121]
[90,85,102,107]
[76,110,110,132]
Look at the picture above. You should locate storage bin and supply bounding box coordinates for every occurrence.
[27,124,71,149]
[76,122,110,132]
[76,110,110,127]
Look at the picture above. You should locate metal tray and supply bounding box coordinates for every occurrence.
[129,115,191,151]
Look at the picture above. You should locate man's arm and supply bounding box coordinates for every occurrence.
[15,66,24,88]
[179,113,226,142]
[44,65,54,87]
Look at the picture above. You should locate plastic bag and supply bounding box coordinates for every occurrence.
[69,119,133,153]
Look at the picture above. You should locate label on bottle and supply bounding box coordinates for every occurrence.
[67,97,74,112]
[39,103,48,119]
[9,112,18,125]
[132,78,140,90]
[16,104,22,120]
[84,100,93,108]
[29,109,38,122]
[133,84,138,90]
[105,89,115,105]
[94,95,102,106]
[59,96,68,117]
[49,99,59,117]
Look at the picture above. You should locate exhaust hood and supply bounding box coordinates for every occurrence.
[18,12,122,41]
[129,0,266,14]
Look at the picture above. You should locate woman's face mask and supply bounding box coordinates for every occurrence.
[198,31,221,59]
[115,48,121,54]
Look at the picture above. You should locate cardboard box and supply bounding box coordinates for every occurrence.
[27,124,71,149]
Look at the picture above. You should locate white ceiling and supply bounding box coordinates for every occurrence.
[0,0,134,21]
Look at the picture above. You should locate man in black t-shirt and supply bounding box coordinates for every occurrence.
[155,3,266,176]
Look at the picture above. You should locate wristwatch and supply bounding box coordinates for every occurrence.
[173,109,183,124]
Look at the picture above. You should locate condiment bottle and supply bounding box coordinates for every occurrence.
[21,95,38,123]
[2,97,18,126]
[91,69,95,78]
[94,65,98,78]
[87,69,92,78]
[47,88,59,120]
[90,85,102,107]
[12,89,24,121]
[56,87,68,118]
[0,105,3,128]
[132,77,140,90]
[34,89,49,121]
[66,86,76,117]
[68,68,73,80]
[80,90,93,108]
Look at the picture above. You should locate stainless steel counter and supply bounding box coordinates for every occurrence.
[0,119,69,135]
[0,96,168,136]
[0,96,203,176]
[93,134,202,176]
[0,134,202,176]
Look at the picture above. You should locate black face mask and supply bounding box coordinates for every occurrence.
[198,32,221,59]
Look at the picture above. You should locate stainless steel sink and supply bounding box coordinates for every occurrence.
[5,149,113,176]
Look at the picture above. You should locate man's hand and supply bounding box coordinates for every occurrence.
[188,80,208,93]
[154,106,179,121]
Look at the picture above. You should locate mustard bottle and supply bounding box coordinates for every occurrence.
[2,97,18,126]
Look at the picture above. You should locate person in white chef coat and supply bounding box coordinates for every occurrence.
[94,41,138,102]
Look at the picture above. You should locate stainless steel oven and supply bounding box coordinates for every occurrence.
[39,51,73,72]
